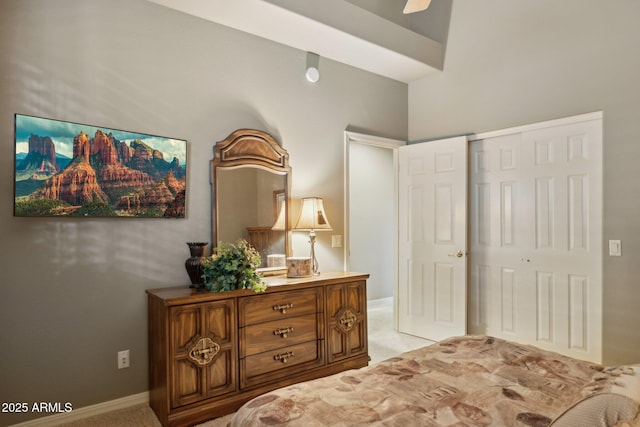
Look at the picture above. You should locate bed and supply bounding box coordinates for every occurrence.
[230,336,640,426]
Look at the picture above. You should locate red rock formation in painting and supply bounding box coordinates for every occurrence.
[164,189,186,218]
[93,130,118,165]
[94,133,156,193]
[163,169,185,194]
[29,135,57,168]
[22,127,186,216]
[32,157,109,206]
[127,139,174,180]
[73,131,91,162]
[115,140,133,164]
[114,170,185,214]
[17,134,59,177]
[98,164,153,191]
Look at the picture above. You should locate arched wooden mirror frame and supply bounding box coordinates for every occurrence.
[211,129,292,273]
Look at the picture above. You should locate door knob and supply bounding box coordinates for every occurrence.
[448,250,464,258]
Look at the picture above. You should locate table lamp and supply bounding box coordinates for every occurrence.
[293,197,332,275]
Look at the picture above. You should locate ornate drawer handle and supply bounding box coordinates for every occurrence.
[274,351,295,363]
[273,326,294,338]
[187,337,221,366]
[338,310,358,333]
[273,303,294,314]
[341,320,354,329]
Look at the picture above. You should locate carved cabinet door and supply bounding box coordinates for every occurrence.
[325,280,368,363]
[169,299,237,408]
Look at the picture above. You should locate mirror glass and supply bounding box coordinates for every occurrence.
[211,129,291,274]
[216,167,287,268]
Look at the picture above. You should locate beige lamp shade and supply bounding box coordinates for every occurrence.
[271,200,287,231]
[293,197,332,231]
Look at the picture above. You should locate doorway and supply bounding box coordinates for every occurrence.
[344,132,405,311]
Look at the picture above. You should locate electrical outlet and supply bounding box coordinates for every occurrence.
[118,350,130,369]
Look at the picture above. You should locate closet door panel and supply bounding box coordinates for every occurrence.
[522,119,602,361]
[469,115,602,363]
[469,133,528,340]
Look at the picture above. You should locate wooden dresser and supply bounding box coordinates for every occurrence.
[147,272,369,427]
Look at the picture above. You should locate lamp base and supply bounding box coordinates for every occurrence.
[309,231,320,275]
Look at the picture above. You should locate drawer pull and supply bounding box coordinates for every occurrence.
[273,303,294,314]
[187,337,221,366]
[274,351,295,363]
[338,309,358,333]
[273,326,294,338]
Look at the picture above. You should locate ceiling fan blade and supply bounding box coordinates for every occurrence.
[403,0,432,14]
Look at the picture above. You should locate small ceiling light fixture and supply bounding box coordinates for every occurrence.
[305,52,320,83]
[403,0,432,14]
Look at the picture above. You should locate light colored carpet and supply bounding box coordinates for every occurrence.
[366,297,435,364]
[62,297,432,426]
[62,404,234,427]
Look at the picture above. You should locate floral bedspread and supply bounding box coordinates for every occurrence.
[231,336,638,426]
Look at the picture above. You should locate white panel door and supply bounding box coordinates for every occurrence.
[468,133,528,339]
[468,116,602,362]
[398,136,468,341]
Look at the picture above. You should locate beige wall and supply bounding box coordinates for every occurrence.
[349,142,395,300]
[0,0,407,423]
[409,0,640,365]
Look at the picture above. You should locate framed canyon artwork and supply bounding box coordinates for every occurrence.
[14,114,187,218]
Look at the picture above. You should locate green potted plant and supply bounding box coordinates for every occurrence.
[202,239,267,293]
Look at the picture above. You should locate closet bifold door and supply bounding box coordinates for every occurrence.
[169,299,237,408]
[467,113,603,363]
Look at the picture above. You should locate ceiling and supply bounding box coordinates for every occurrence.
[145,0,444,83]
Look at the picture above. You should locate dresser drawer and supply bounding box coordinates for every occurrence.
[239,287,321,326]
[241,340,323,388]
[241,313,318,357]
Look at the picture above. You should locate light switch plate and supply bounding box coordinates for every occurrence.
[609,240,621,256]
[331,235,342,248]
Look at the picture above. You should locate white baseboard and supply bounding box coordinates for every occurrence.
[11,391,149,427]
[367,296,392,309]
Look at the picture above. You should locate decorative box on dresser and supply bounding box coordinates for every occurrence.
[147,272,369,427]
